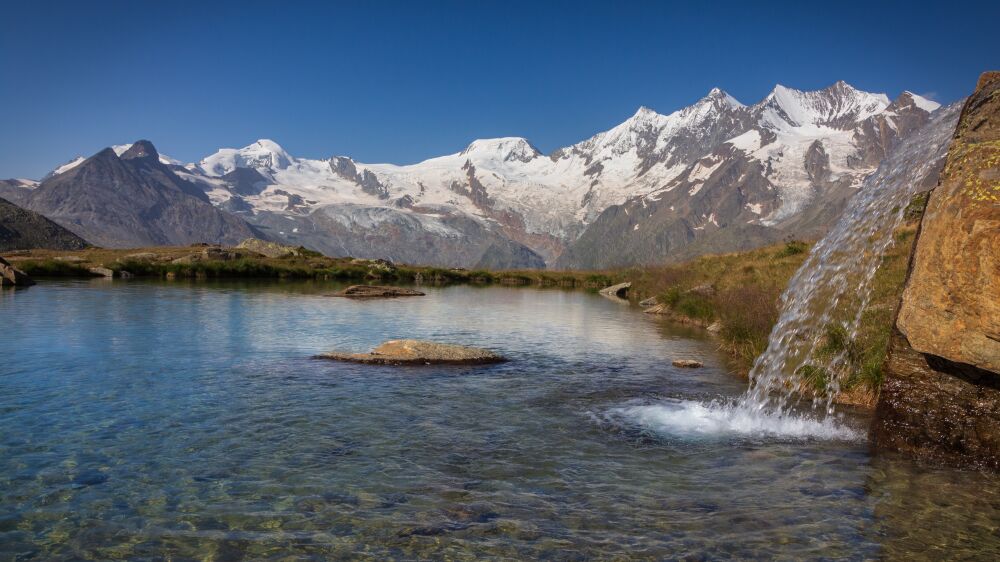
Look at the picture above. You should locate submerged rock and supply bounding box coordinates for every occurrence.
[315,339,506,365]
[872,71,1000,471]
[672,359,704,368]
[331,285,424,298]
[0,256,35,287]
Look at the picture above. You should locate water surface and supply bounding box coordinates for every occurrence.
[2,280,998,559]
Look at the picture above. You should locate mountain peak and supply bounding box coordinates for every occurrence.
[253,139,285,152]
[120,140,159,161]
[761,81,890,129]
[702,87,744,109]
[461,137,540,163]
[900,91,941,113]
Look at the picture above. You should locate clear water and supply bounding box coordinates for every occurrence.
[2,280,999,560]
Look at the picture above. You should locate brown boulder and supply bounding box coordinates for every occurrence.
[872,71,1000,470]
[0,256,35,286]
[315,339,505,365]
[672,359,704,368]
[331,285,424,298]
[896,71,1000,373]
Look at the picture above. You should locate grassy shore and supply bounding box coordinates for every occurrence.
[2,245,623,289]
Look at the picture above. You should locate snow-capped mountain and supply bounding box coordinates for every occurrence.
[21,81,949,268]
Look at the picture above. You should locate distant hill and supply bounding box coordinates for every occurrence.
[0,197,90,252]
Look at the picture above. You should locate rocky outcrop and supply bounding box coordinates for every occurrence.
[0,256,35,287]
[895,73,1000,373]
[315,339,505,365]
[331,285,424,298]
[236,238,302,258]
[0,197,90,251]
[871,71,1000,470]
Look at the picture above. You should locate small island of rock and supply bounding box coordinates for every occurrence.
[315,339,506,365]
[331,285,426,298]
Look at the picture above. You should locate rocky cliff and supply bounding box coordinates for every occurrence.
[871,71,1000,470]
[0,197,90,251]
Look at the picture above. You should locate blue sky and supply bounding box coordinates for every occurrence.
[2,0,997,179]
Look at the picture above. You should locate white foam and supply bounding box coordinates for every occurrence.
[608,399,861,441]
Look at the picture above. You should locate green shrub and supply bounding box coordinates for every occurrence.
[775,240,809,258]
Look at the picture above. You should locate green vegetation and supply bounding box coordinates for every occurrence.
[6,245,621,289]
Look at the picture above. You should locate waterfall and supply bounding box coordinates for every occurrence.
[741,102,963,415]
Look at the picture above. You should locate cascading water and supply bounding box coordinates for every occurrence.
[742,102,963,417]
[616,103,964,441]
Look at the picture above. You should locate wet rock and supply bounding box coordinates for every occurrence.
[0,257,35,287]
[315,339,506,365]
[871,330,1000,471]
[397,522,471,537]
[672,359,704,368]
[442,503,500,523]
[331,285,424,298]
[72,469,108,488]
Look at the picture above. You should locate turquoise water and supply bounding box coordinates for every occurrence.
[1,280,999,560]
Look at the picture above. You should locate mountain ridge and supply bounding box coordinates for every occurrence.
[6,81,952,268]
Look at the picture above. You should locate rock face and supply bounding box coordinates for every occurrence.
[0,257,35,287]
[315,339,505,365]
[0,197,90,251]
[871,72,1000,470]
[896,72,1000,373]
[331,285,425,298]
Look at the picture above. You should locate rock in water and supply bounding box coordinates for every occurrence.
[331,285,425,298]
[0,256,35,286]
[315,339,506,365]
[599,282,630,300]
[872,71,1000,471]
[672,359,704,368]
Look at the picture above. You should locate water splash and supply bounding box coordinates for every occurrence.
[743,103,963,415]
[608,399,861,441]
